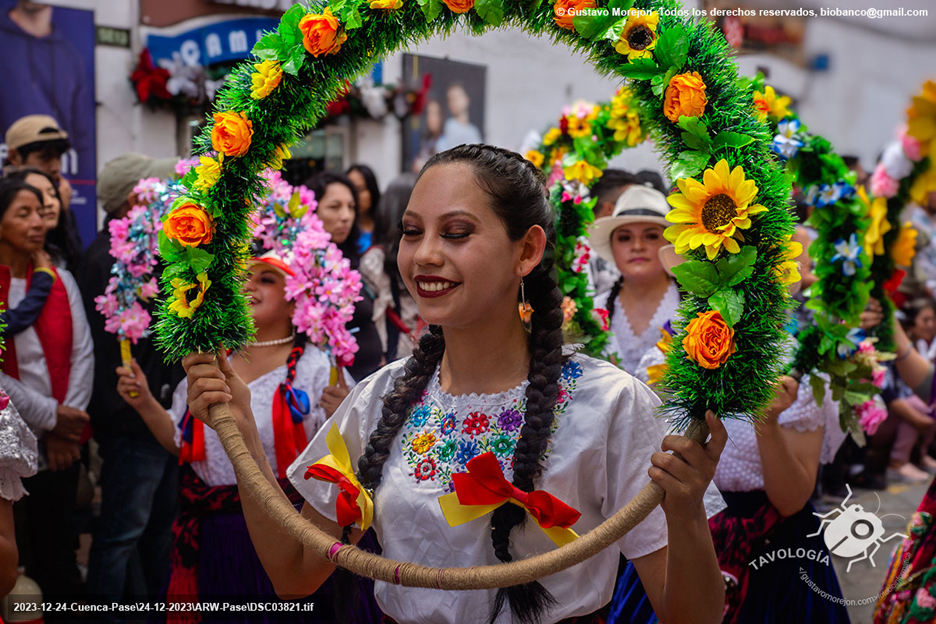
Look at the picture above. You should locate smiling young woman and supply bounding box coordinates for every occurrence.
[182,144,727,624]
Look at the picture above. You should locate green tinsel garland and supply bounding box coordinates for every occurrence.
[153,0,798,425]
[744,78,882,437]
[526,87,646,357]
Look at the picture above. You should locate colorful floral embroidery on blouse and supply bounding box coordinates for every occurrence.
[400,359,583,492]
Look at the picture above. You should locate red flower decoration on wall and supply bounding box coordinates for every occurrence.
[130,48,171,103]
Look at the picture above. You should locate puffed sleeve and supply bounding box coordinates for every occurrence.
[0,393,38,502]
[601,373,671,559]
[287,362,405,523]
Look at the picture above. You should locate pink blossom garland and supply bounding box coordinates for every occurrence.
[252,171,363,367]
[94,176,180,343]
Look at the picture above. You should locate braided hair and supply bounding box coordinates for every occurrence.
[605,276,624,323]
[355,144,567,624]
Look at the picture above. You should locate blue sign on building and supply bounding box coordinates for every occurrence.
[146,17,279,66]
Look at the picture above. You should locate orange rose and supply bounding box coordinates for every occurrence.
[442,0,474,13]
[299,8,348,57]
[682,310,736,370]
[553,0,597,29]
[164,202,214,247]
[663,72,707,123]
[211,111,253,158]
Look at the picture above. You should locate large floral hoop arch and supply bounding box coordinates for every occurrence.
[154,0,798,586]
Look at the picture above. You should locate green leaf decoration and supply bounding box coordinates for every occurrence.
[809,374,826,407]
[603,19,626,42]
[655,23,688,71]
[417,0,443,22]
[617,57,662,80]
[671,261,720,297]
[475,0,505,26]
[677,116,712,149]
[282,45,306,76]
[669,149,709,180]
[157,231,184,263]
[342,3,364,29]
[651,67,677,98]
[184,247,215,274]
[715,246,757,287]
[713,131,755,149]
[279,3,305,47]
[180,167,198,191]
[573,0,634,40]
[708,289,745,329]
[252,33,285,61]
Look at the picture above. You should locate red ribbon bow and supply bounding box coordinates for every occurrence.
[447,452,581,530]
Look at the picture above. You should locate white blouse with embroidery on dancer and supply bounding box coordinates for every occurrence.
[289,353,670,623]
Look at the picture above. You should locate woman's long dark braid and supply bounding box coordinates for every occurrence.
[606,276,624,322]
[352,144,567,624]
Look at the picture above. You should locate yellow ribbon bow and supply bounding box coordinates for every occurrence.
[304,424,374,531]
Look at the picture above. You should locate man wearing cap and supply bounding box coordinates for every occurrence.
[3,114,73,208]
[78,154,183,608]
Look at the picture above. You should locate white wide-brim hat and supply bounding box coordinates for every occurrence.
[588,184,671,264]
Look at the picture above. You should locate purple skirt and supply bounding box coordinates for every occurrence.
[194,510,383,623]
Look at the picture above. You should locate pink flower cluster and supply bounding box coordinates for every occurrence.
[253,171,362,367]
[94,176,177,343]
[856,398,888,436]
[870,125,924,198]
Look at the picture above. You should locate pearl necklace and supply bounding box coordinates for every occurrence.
[248,333,295,348]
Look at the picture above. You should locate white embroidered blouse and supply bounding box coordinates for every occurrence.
[597,281,681,376]
[168,347,347,487]
[288,353,674,623]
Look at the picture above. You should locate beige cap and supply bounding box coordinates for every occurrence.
[98,153,178,214]
[5,115,69,152]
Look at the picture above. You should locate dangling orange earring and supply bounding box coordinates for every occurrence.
[518,278,534,325]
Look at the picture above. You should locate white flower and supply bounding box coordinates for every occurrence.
[882,141,913,179]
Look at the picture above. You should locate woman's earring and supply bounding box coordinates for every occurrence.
[518,278,534,327]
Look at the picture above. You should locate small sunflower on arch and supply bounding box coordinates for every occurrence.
[614,11,659,60]
[664,159,768,260]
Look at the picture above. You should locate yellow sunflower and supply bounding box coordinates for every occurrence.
[664,159,768,260]
[858,186,891,258]
[773,234,803,288]
[907,80,936,158]
[614,11,659,60]
[525,149,545,168]
[566,115,592,139]
[892,222,918,267]
[193,155,222,192]
[752,86,791,123]
[563,159,603,185]
[168,272,211,319]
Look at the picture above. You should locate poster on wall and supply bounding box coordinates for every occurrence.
[0,0,97,248]
[402,54,486,174]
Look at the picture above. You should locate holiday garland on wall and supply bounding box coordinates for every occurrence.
[523,87,647,357]
[153,0,799,426]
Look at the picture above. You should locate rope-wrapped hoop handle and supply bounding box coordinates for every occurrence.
[210,401,710,590]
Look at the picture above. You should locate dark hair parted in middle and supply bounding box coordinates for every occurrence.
[355,144,567,624]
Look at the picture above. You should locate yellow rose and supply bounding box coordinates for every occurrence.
[250,60,283,100]
[193,156,221,192]
[683,310,736,370]
[164,202,214,247]
[563,159,603,185]
[553,0,597,30]
[543,127,563,146]
[442,0,474,14]
[370,0,403,8]
[299,8,348,58]
[663,72,707,123]
[211,111,253,158]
